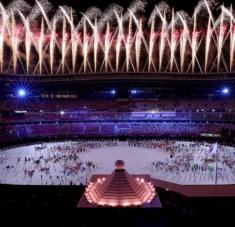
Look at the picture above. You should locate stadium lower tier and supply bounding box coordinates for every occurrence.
[0,122,233,143]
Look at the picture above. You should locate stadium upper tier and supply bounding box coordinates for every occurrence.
[1,98,235,113]
[0,98,234,144]
[1,1,235,75]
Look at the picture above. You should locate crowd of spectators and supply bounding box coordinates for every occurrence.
[0,110,234,123]
[0,98,234,143]
[0,122,233,143]
[0,122,234,144]
[1,98,234,112]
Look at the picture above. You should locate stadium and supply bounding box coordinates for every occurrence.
[0,0,235,226]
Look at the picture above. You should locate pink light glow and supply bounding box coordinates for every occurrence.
[85,161,156,207]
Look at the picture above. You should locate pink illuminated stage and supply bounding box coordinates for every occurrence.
[78,160,161,208]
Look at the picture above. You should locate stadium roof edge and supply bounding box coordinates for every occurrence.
[0,72,235,83]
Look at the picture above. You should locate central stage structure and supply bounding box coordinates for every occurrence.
[78,160,161,208]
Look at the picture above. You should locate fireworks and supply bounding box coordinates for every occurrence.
[0,0,235,75]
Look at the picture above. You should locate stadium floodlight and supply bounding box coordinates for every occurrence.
[110,90,116,95]
[17,89,26,98]
[131,89,137,94]
[221,87,229,95]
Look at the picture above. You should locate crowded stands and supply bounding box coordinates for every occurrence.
[0,98,234,143]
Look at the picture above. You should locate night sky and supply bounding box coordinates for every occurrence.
[0,0,234,15]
